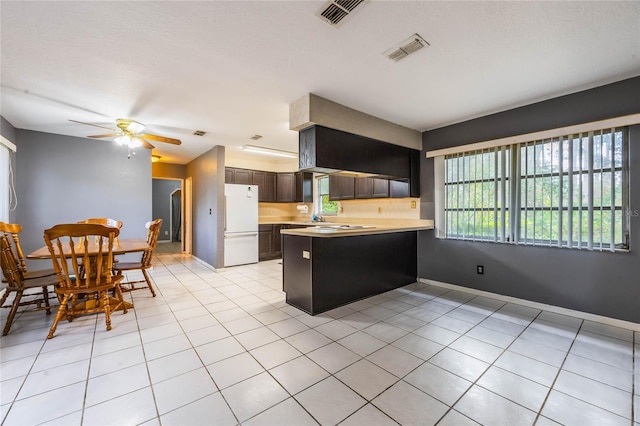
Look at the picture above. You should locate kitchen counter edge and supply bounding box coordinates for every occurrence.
[280,223,433,238]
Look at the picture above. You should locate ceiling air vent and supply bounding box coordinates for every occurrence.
[318,0,367,27]
[193,130,207,136]
[384,33,430,62]
[250,134,263,140]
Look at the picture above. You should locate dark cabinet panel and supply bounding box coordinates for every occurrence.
[389,180,410,198]
[372,178,390,198]
[225,168,253,185]
[276,173,295,202]
[258,224,285,260]
[234,169,252,185]
[273,225,283,258]
[227,168,313,203]
[329,175,355,200]
[259,228,273,260]
[355,177,389,199]
[283,232,418,315]
[355,177,372,199]
[295,172,313,203]
[253,171,276,202]
[225,168,234,183]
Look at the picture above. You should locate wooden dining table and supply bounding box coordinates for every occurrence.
[28,238,150,312]
[27,238,150,259]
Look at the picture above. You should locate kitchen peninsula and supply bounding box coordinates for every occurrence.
[281,221,433,315]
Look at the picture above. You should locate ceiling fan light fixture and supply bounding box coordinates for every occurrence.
[125,120,145,134]
[129,137,143,148]
[242,144,298,159]
[114,135,130,146]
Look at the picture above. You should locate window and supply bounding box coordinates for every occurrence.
[316,175,338,215]
[0,136,17,223]
[440,127,629,251]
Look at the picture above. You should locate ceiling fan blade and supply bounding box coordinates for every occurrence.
[140,138,156,149]
[141,133,181,145]
[69,119,116,131]
[88,133,119,139]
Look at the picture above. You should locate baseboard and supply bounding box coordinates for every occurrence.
[191,256,218,271]
[418,278,640,332]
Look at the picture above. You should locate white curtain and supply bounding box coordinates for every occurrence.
[0,144,9,222]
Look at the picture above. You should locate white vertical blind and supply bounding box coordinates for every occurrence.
[438,127,628,251]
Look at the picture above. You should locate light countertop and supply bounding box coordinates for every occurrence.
[279,221,433,238]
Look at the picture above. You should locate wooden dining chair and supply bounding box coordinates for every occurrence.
[0,235,55,335]
[78,218,123,230]
[44,223,127,339]
[0,221,57,280]
[114,219,162,297]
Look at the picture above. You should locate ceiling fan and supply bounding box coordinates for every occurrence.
[70,118,181,157]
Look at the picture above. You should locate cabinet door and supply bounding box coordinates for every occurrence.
[329,175,355,200]
[276,173,295,202]
[372,178,390,198]
[389,180,410,198]
[272,225,283,258]
[225,168,234,183]
[258,225,273,260]
[252,171,276,202]
[234,169,252,185]
[295,172,313,203]
[355,178,373,199]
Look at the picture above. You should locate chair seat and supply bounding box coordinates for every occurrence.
[6,273,59,291]
[113,262,146,271]
[24,268,57,280]
[53,275,124,295]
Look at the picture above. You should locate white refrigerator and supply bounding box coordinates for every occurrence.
[224,184,259,267]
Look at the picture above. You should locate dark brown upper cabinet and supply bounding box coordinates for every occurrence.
[295,172,313,203]
[329,175,355,200]
[355,177,389,199]
[276,173,295,203]
[252,171,276,202]
[299,125,420,197]
[389,180,410,198]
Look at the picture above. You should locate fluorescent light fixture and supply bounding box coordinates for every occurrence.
[242,144,297,159]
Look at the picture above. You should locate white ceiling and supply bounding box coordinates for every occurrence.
[2,1,639,164]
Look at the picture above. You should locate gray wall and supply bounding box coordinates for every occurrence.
[152,178,181,241]
[419,77,640,323]
[13,129,152,268]
[186,145,225,268]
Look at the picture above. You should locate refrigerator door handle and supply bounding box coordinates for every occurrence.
[224,196,227,231]
[225,232,258,238]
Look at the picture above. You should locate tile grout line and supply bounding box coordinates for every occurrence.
[152,254,241,426]
[632,331,636,425]
[532,319,584,425]
[432,305,544,425]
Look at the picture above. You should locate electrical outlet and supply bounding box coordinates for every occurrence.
[410,200,416,209]
[477,265,484,275]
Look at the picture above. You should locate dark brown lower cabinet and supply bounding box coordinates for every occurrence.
[282,231,418,315]
[258,224,283,260]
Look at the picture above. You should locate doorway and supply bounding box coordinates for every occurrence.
[152,177,187,254]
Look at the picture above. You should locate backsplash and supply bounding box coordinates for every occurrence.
[335,198,420,220]
[259,202,313,221]
[258,198,419,221]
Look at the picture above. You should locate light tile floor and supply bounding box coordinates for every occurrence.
[1,248,638,425]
